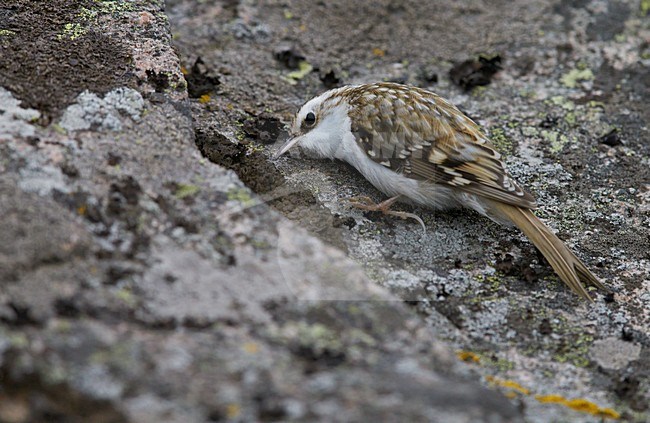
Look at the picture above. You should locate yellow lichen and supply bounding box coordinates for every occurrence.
[226,403,240,419]
[242,342,259,354]
[456,351,481,363]
[286,60,313,82]
[486,376,530,395]
[535,395,620,419]
[535,394,566,403]
[565,398,600,414]
[598,408,621,419]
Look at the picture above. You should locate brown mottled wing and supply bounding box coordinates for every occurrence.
[344,83,537,209]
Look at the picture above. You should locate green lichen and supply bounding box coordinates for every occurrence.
[249,238,271,250]
[555,333,593,367]
[92,0,135,15]
[564,111,577,126]
[641,0,650,16]
[549,96,575,110]
[521,126,539,137]
[52,123,66,135]
[42,362,67,385]
[286,60,313,83]
[155,11,168,22]
[90,342,134,366]
[490,356,515,372]
[245,142,265,155]
[58,23,86,40]
[541,129,571,153]
[8,332,29,348]
[156,70,184,92]
[484,275,503,292]
[227,187,256,207]
[489,127,514,154]
[587,101,605,109]
[347,304,361,315]
[348,328,378,347]
[539,314,595,368]
[561,68,594,88]
[518,88,537,98]
[296,322,343,354]
[59,1,135,40]
[115,287,136,306]
[53,320,72,332]
[513,310,593,370]
[471,85,488,98]
[174,183,200,199]
[0,29,16,36]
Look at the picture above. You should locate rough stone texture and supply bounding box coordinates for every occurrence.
[0,0,648,422]
[590,337,642,371]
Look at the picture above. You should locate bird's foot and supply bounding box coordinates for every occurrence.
[346,195,426,232]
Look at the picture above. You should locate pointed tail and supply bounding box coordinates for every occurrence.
[491,203,607,301]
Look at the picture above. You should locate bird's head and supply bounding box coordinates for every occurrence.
[274,88,352,159]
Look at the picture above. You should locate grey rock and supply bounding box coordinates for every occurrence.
[0,87,40,139]
[60,88,144,132]
[1,0,648,422]
[590,337,641,370]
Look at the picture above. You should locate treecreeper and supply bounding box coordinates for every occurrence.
[275,82,607,301]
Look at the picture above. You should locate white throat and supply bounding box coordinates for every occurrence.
[298,102,352,159]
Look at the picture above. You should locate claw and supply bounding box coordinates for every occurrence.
[346,196,375,207]
[387,210,426,233]
[345,195,426,233]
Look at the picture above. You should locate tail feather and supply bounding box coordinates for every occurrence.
[569,250,607,291]
[491,203,605,301]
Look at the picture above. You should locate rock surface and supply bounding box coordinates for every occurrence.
[1,0,648,422]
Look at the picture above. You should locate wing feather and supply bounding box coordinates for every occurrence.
[344,83,537,209]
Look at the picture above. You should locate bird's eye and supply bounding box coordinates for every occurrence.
[304,112,316,126]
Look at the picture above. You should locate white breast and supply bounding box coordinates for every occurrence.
[336,131,459,210]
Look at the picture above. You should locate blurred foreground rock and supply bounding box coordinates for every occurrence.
[0,1,527,422]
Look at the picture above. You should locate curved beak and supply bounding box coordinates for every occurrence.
[273,135,303,159]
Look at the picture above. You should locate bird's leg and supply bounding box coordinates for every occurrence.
[346,195,426,232]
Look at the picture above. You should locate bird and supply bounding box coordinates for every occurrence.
[274,82,607,301]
